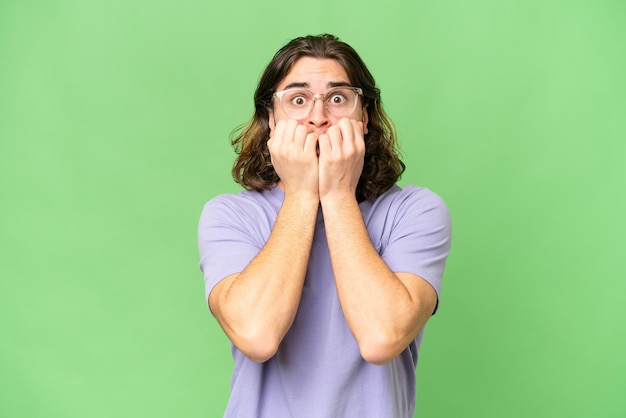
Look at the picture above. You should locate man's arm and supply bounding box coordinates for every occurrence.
[321,196,438,365]
[209,119,320,363]
[318,118,438,365]
[209,193,318,363]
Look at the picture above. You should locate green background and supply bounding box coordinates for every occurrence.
[1,0,624,417]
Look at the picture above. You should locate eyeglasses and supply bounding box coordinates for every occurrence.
[272,86,363,119]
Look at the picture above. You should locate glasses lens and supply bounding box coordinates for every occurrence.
[324,87,357,116]
[281,89,313,119]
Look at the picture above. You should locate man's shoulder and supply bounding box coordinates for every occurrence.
[199,187,283,229]
[205,186,281,209]
[375,184,447,210]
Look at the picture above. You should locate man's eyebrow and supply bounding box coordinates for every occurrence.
[329,81,352,87]
[282,82,309,90]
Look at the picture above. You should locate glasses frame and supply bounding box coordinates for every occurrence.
[272,86,364,119]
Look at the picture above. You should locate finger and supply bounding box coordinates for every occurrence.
[318,133,331,155]
[350,119,365,154]
[350,119,363,137]
[325,125,343,153]
[268,119,285,152]
[337,118,364,157]
[284,119,299,143]
[270,118,284,141]
[304,132,319,154]
[294,124,310,151]
[337,118,357,146]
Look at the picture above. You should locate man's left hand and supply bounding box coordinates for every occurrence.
[317,118,365,201]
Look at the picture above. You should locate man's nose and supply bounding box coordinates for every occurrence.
[307,98,329,128]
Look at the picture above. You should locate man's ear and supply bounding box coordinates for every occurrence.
[268,108,275,134]
[362,106,369,135]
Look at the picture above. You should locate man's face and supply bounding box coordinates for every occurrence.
[268,57,368,135]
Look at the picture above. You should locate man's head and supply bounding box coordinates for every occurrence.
[231,34,405,201]
[268,56,369,136]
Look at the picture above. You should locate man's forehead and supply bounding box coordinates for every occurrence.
[276,57,351,90]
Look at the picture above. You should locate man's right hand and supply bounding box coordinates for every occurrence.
[211,121,320,363]
[267,119,320,199]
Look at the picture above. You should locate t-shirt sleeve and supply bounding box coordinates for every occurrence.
[380,186,452,309]
[197,196,266,310]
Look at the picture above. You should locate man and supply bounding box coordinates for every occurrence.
[198,34,451,417]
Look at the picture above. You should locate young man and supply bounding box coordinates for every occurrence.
[198,34,451,417]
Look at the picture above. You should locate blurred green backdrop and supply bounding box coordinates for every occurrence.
[1,0,624,417]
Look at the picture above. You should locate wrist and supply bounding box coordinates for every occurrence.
[320,191,358,209]
[282,189,320,208]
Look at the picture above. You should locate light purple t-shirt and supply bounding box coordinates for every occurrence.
[198,184,451,418]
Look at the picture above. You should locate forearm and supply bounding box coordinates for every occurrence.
[321,195,433,364]
[210,193,318,362]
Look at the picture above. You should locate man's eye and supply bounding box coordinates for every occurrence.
[290,95,308,106]
[329,94,347,105]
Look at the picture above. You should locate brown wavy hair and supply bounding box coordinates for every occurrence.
[230,34,405,202]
